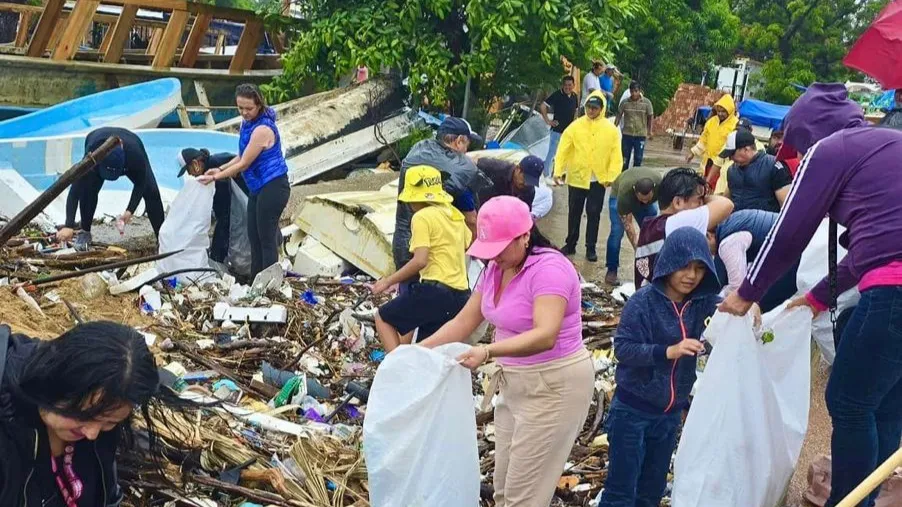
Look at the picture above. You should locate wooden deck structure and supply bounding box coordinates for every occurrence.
[3,0,291,74]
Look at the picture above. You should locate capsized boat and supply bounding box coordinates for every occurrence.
[0,129,238,227]
[0,78,182,139]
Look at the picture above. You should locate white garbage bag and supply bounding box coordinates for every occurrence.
[157,177,215,284]
[673,306,812,507]
[796,219,860,364]
[364,343,480,507]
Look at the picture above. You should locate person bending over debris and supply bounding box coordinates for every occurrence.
[605,166,662,285]
[0,321,181,507]
[717,129,792,213]
[178,148,249,267]
[392,116,482,294]
[59,127,165,249]
[475,155,543,209]
[601,227,722,507]
[719,83,902,507]
[634,167,733,287]
[420,196,594,507]
[198,84,290,279]
[711,209,798,312]
[372,165,472,351]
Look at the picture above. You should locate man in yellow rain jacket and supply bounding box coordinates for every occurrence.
[686,94,738,187]
[554,90,623,262]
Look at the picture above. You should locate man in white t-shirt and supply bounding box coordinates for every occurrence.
[633,167,734,286]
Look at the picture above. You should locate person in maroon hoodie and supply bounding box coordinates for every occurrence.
[719,83,902,507]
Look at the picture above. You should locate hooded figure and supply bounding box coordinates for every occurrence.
[689,95,738,176]
[553,90,623,188]
[613,227,720,415]
[728,83,902,507]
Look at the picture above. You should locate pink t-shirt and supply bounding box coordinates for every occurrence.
[476,248,584,366]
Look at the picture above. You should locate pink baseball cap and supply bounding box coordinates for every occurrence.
[467,196,534,259]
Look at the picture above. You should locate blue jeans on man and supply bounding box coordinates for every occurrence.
[606,195,659,272]
[598,397,681,507]
[544,130,562,178]
[824,286,902,507]
[622,135,646,171]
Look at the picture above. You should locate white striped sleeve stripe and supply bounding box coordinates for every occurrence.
[635,239,665,259]
[747,139,823,284]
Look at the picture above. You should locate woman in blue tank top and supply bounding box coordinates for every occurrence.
[198,84,290,278]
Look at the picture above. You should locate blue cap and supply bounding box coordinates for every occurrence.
[97,145,126,181]
[437,117,483,145]
[518,155,543,187]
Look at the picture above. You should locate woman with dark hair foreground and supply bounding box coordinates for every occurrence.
[0,321,170,506]
[420,196,594,507]
[197,83,290,279]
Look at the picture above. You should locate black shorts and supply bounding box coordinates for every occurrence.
[377,281,471,341]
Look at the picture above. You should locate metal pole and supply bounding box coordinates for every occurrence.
[462,76,472,120]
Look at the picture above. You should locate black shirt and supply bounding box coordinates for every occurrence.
[475,158,535,209]
[544,89,579,133]
[726,151,792,213]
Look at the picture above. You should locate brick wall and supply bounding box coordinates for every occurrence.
[654,84,727,136]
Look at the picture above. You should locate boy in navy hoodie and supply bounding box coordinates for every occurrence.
[600,227,720,507]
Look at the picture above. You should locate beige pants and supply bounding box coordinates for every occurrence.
[492,349,595,507]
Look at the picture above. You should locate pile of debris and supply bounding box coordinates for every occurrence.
[653,83,726,136]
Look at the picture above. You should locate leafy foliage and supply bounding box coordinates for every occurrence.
[268,0,644,114]
[734,0,891,104]
[614,0,739,114]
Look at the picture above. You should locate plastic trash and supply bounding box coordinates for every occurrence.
[157,176,215,283]
[227,179,253,278]
[115,218,126,236]
[80,272,107,300]
[672,305,812,507]
[796,219,860,364]
[364,343,480,507]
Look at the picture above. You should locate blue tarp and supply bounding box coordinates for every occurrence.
[737,99,791,130]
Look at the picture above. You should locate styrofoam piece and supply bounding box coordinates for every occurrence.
[292,237,351,277]
[109,267,160,295]
[0,169,62,229]
[212,302,288,323]
[612,282,636,302]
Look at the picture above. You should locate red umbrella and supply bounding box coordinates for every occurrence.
[844,0,902,90]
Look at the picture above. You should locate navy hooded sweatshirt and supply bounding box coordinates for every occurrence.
[613,228,721,414]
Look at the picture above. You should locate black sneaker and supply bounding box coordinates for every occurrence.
[586,250,598,262]
[560,245,576,256]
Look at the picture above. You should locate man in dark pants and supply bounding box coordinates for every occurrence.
[553,91,623,262]
[616,81,654,171]
[58,127,164,248]
[177,148,249,264]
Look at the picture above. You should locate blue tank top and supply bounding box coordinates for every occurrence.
[239,108,288,195]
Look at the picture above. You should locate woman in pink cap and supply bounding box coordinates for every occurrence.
[420,195,594,507]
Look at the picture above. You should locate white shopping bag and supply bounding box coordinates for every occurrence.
[364,343,480,507]
[673,305,812,507]
[157,176,215,284]
[796,219,860,364]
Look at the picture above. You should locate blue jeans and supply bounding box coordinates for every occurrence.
[606,195,659,271]
[622,135,646,171]
[825,286,902,507]
[544,130,562,177]
[599,397,681,507]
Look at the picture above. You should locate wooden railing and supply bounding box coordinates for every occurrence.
[1,0,291,73]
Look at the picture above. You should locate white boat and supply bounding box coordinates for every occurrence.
[0,78,182,139]
[0,129,239,228]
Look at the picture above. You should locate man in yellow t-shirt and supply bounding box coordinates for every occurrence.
[372,165,472,351]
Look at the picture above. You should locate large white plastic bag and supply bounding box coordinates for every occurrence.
[364,343,479,507]
[673,306,812,507]
[157,176,215,283]
[796,219,860,364]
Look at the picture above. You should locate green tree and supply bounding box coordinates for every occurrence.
[267,0,645,116]
[734,0,891,104]
[615,0,739,114]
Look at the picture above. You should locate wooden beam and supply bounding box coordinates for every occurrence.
[229,19,263,74]
[51,0,100,61]
[177,13,210,68]
[146,27,164,56]
[102,4,138,63]
[25,0,65,57]
[98,23,114,53]
[214,33,225,56]
[14,11,32,48]
[151,9,189,68]
[267,30,285,54]
[47,17,68,52]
